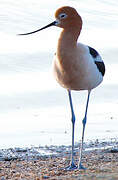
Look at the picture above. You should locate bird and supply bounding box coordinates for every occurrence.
[19,6,105,170]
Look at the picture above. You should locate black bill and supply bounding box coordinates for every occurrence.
[18,21,57,35]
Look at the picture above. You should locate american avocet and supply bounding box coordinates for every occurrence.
[19,6,105,170]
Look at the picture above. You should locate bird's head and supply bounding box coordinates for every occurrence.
[18,6,82,35]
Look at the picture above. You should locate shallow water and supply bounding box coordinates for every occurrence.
[0,0,118,148]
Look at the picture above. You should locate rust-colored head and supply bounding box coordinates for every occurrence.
[55,6,82,30]
[18,6,82,36]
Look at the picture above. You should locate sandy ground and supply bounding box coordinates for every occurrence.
[1,147,118,180]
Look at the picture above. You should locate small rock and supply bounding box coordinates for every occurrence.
[1,176,5,180]
[110,149,118,153]
[4,157,18,161]
[15,148,27,153]
[42,175,50,179]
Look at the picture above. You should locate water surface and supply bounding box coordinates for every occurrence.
[0,0,118,148]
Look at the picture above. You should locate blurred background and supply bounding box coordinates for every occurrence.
[0,0,118,148]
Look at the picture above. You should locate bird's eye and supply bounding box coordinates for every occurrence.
[59,13,67,19]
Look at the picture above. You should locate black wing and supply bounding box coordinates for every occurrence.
[88,46,105,76]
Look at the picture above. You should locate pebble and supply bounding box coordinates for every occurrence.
[0,139,117,166]
[1,176,5,180]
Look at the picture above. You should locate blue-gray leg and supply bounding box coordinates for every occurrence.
[67,90,77,169]
[78,90,91,169]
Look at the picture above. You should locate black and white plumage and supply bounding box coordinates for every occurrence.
[88,46,105,76]
[19,6,106,170]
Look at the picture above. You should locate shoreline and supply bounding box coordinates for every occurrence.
[0,138,118,161]
[0,139,118,179]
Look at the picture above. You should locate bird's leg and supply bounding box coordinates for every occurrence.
[67,90,77,169]
[78,90,91,170]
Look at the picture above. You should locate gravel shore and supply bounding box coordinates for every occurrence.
[0,140,118,179]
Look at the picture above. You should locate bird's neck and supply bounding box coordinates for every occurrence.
[57,28,81,59]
